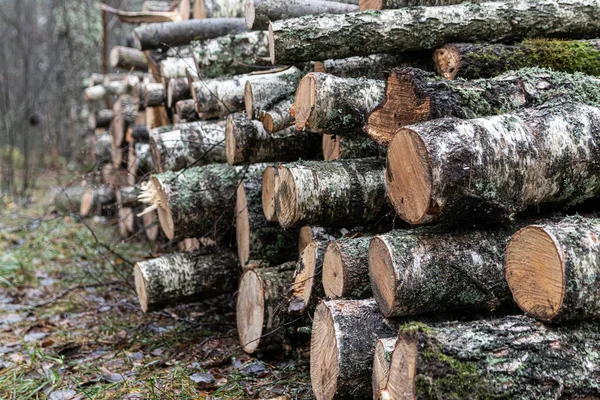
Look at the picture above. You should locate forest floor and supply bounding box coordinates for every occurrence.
[0,170,311,399]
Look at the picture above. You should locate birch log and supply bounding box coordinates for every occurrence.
[244,67,302,119]
[144,83,166,107]
[323,235,373,299]
[268,0,600,64]
[366,67,600,146]
[84,81,129,102]
[134,248,238,312]
[260,97,294,134]
[359,0,485,10]
[111,95,137,147]
[294,73,385,134]
[383,316,600,400]
[193,0,245,18]
[506,216,600,323]
[322,134,383,161]
[313,53,433,80]
[159,57,197,80]
[88,109,114,129]
[109,46,149,70]
[261,166,278,222]
[386,101,600,225]
[53,186,87,215]
[94,132,113,164]
[175,99,198,121]
[310,299,399,400]
[372,337,397,400]
[166,78,190,108]
[288,239,327,315]
[80,185,115,217]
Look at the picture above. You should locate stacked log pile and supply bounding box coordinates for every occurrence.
[64,0,600,398]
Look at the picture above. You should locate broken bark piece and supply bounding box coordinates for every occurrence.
[323,235,373,299]
[134,248,238,312]
[372,337,396,400]
[310,299,399,400]
[261,166,278,222]
[244,67,302,119]
[89,109,114,129]
[260,97,294,134]
[314,53,433,79]
[386,101,600,225]
[166,78,190,108]
[506,216,600,323]
[110,46,149,70]
[80,185,115,217]
[322,134,383,161]
[175,99,198,121]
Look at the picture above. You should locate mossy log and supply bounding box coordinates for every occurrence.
[111,95,137,147]
[175,99,198,121]
[150,121,226,173]
[323,235,373,299]
[166,78,190,108]
[235,164,299,267]
[434,39,600,80]
[310,299,399,400]
[359,0,484,10]
[159,57,197,80]
[191,31,269,79]
[80,185,116,217]
[275,159,390,229]
[245,0,358,31]
[132,18,247,50]
[134,248,238,313]
[314,53,433,80]
[506,216,600,323]
[288,239,328,315]
[94,132,113,165]
[244,67,302,119]
[225,112,322,166]
[383,316,600,400]
[109,46,149,70]
[268,0,600,64]
[322,134,383,161]
[88,109,114,129]
[53,185,87,215]
[366,67,600,145]
[372,337,396,400]
[294,73,385,134]
[84,81,129,102]
[386,101,600,225]
[144,83,166,107]
[260,97,294,134]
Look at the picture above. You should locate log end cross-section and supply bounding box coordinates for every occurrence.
[368,236,398,318]
[310,302,340,400]
[237,269,265,354]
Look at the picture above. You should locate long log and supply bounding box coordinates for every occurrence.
[386,101,600,225]
[134,248,238,313]
[359,0,483,10]
[175,99,198,121]
[88,109,114,129]
[191,31,269,79]
[313,53,433,80]
[372,337,397,400]
[150,121,226,173]
[294,73,385,134]
[166,78,190,108]
[275,159,390,229]
[110,46,149,70]
[144,83,166,107]
[260,97,294,134]
[506,216,600,323]
[322,235,372,299]
[111,95,137,147]
[268,0,600,64]
[80,185,115,217]
[366,67,600,146]
[244,67,302,119]
[310,299,399,400]
[322,134,383,161]
[383,316,600,399]
[245,0,358,31]
[133,18,247,50]
[101,3,181,24]
[225,112,322,165]
[434,39,600,80]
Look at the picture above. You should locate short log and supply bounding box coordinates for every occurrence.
[110,46,149,70]
[260,97,294,134]
[323,234,373,299]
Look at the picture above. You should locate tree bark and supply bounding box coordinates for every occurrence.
[366,67,600,146]
[244,67,302,119]
[80,185,115,217]
[294,73,385,134]
[322,134,383,161]
[166,78,190,108]
[310,299,399,400]
[225,112,322,166]
[383,316,600,400]
[314,53,433,80]
[386,101,600,225]
[298,226,345,255]
[109,46,149,70]
[194,0,245,18]
[191,31,269,79]
[89,109,114,129]
[323,235,373,299]
[159,57,197,80]
[94,132,113,165]
[144,82,166,107]
[111,95,137,147]
[373,337,396,400]
[275,158,391,228]
[175,99,198,121]
[133,18,247,50]
[245,0,358,31]
[269,0,600,64]
[434,39,600,80]
[359,0,485,10]
[134,248,238,313]
[150,121,226,173]
[506,216,600,323]
[260,97,294,134]
[101,3,181,24]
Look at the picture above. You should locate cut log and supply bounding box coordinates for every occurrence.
[88,109,114,129]
[110,46,149,70]
[167,78,190,108]
[244,67,302,119]
[111,95,137,147]
[313,53,433,80]
[118,207,138,238]
[117,185,140,208]
[150,121,226,173]
[236,263,298,354]
[101,164,130,188]
[143,209,160,242]
[245,0,358,31]
[288,240,327,315]
[134,248,238,312]
[386,101,600,225]
[275,159,390,228]
[133,18,247,50]
[310,299,399,400]
[366,67,600,146]
[323,235,372,299]
[80,185,115,217]
[159,57,197,80]
[269,0,600,64]
[139,163,239,240]
[294,73,385,134]
[194,0,245,18]
[179,0,191,20]
[175,99,198,121]
[127,142,155,184]
[322,134,383,161]
[359,0,483,10]
[191,31,269,79]
[84,81,129,102]
[225,112,322,166]
[434,39,600,80]
[506,216,600,323]
[261,166,278,222]
[372,337,396,400]
[101,3,181,23]
[53,185,87,215]
[146,106,171,131]
[235,165,299,267]
[144,83,166,107]
[126,124,150,144]
[260,97,294,134]
[94,132,113,164]
[383,316,600,400]
[298,226,343,255]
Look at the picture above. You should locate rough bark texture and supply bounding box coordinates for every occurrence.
[166,78,190,108]
[275,158,391,229]
[191,31,269,78]
[133,18,247,50]
[245,0,358,30]
[110,46,149,70]
[150,121,226,173]
[359,0,486,10]
[269,0,600,64]
[314,53,433,80]
[310,299,400,400]
[323,235,372,299]
[144,83,166,107]
[322,134,383,161]
[435,39,600,80]
[175,99,198,121]
[159,57,197,80]
[294,73,385,135]
[386,101,600,225]
[366,67,600,145]
[94,132,113,164]
[111,95,137,147]
[226,112,322,166]
[134,248,238,313]
[260,97,294,134]
[89,109,114,129]
[384,316,600,400]
[245,66,302,119]
[372,337,396,400]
